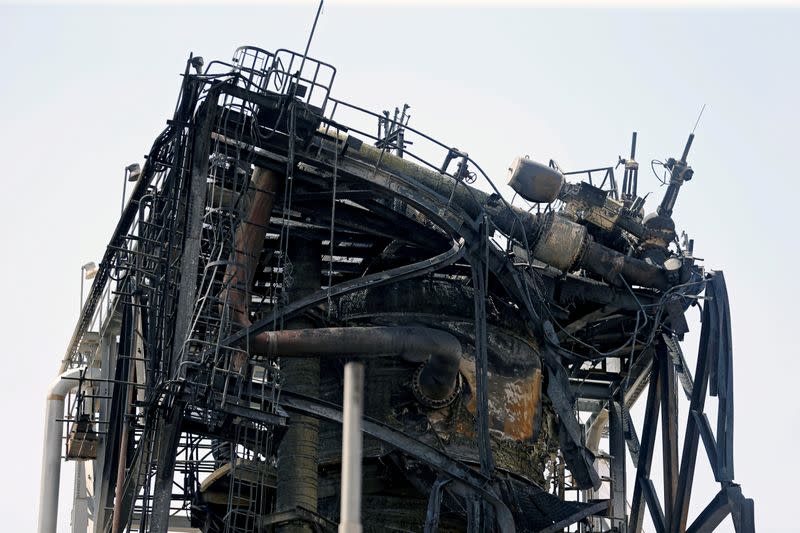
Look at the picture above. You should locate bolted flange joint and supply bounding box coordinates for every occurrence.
[411,364,462,409]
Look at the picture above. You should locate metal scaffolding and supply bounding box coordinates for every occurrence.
[42,43,754,533]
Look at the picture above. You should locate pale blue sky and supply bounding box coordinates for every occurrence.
[1,4,797,532]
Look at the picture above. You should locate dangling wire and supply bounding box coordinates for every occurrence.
[274,101,297,326]
[327,128,340,318]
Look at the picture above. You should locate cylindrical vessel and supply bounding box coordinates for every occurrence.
[507,157,565,203]
[532,213,588,271]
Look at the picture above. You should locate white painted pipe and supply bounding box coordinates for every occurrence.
[338,361,364,533]
[38,367,99,533]
[71,461,89,533]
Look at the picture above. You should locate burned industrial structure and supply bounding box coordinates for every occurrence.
[40,44,755,533]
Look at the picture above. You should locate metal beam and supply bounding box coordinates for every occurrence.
[691,410,720,481]
[152,87,217,533]
[538,501,611,533]
[671,275,718,533]
[149,407,183,533]
[659,341,679,528]
[713,273,735,482]
[629,363,661,533]
[609,400,627,531]
[685,490,730,533]
[170,90,216,375]
[642,478,667,533]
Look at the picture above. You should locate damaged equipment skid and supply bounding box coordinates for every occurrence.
[50,46,754,533]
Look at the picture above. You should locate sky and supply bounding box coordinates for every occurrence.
[0,3,798,532]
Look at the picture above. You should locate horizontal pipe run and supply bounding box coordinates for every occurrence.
[579,240,668,291]
[326,132,671,291]
[251,326,462,404]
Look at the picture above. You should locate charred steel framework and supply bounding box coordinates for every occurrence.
[52,45,755,533]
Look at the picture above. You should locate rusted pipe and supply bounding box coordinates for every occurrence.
[252,326,462,405]
[220,166,280,369]
[223,166,279,322]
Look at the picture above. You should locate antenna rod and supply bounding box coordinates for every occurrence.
[681,133,694,164]
[692,103,706,134]
[298,0,324,76]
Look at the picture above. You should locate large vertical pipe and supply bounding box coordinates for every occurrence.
[39,396,65,533]
[276,237,322,532]
[38,367,99,533]
[338,361,365,533]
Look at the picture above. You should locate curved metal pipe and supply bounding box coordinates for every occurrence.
[219,165,462,406]
[334,135,670,290]
[252,326,462,405]
[220,166,280,371]
[586,410,608,454]
[222,166,280,326]
[38,367,100,533]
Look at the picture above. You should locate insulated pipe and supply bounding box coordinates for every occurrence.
[251,326,462,404]
[344,135,536,245]
[38,367,99,533]
[330,134,671,290]
[586,409,609,454]
[529,213,668,290]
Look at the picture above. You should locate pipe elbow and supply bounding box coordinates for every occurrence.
[403,328,463,409]
[48,367,100,401]
[250,326,465,409]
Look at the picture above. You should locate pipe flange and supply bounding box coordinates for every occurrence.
[411,364,462,409]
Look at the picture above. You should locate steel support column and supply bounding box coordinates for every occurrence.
[671,277,719,533]
[151,85,216,533]
[148,408,182,533]
[276,236,322,533]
